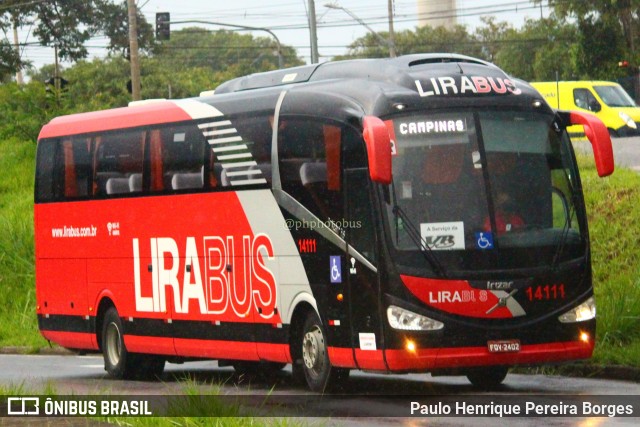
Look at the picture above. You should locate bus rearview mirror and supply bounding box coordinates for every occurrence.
[362,116,392,184]
[565,110,614,177]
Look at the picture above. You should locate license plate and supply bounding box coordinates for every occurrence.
[487,339,521,353]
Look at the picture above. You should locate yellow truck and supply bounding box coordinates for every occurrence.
[531,81,640,137]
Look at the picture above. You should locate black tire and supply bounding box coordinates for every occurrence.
[299,311,349,392]
[101,307,164,380]
[466,366,508,389]
[233,361,286,377]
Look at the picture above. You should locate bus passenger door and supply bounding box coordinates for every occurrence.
[344,168,386,371]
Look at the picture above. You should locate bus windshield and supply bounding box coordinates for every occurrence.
[385,109,585,275]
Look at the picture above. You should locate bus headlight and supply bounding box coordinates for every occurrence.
[387,305,444,330]
[558,297,596,323]
[619,111,637,129]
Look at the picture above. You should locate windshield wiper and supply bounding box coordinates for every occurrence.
[392,205,447,277]
[389,179,447,277]
[551,193,578,271]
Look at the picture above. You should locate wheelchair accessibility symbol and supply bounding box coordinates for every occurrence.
[475,232,494,250]
[330,256,342,283]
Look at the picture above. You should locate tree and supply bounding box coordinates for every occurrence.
[0,81,64,141]
[19,27,303,115]
[94,1,154,56]
[474,17,512,62]
[0,1,154,79]
[0,39,21,81]
[540,0,640,57]
[153,28,302,75]
[536,0,636,95]
[488,17,580,81]
[338,25,484,60]
[576,16,626,80]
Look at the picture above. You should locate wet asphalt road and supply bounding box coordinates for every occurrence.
[0,354,638,426]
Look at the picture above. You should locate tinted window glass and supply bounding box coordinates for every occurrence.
[151,125,207,192]
[35,138,93,202]
[35,140,57,203]
[279,118,344,220]
[573,88,600,112]
[95,131,144,196]
[211,114,273,188]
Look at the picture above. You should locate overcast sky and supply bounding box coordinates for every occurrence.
[19,0,549,68]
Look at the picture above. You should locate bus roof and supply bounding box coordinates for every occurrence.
[38,100,193,140]
[214,53,497,94]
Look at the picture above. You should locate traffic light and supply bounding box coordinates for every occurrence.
[156,12,170,41]
[45,76,69,91]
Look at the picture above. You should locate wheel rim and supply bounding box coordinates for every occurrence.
[302,325,326,378]
[105,322,122,366]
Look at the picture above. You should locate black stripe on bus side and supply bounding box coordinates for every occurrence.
[126,318,289,344]
[39,314,288,345]
[38,314,93,333]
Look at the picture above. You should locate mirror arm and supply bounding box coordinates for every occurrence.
[363,116,393,184]
[557,110,614,177]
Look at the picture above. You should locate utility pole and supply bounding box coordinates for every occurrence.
[388,0,396,57]
[127,0,141,101]
[308,0,319,63]
[12,14,23,84]
[54,44,60,93]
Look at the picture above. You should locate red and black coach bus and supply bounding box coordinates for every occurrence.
[35,54,614,391]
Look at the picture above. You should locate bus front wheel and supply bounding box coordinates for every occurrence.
[298,311,348,392]
[101,307,165,380]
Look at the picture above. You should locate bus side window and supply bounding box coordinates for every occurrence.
[161,125,206,191]
[95,130,144,196]
[279,118,343,221]
[344,126,376,261]
[61,138,92,199]
[35,137,93,202]
[35,140,60,202]
[216,113,272,188]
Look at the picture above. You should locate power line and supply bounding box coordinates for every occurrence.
[0,0,48,12]
[12,0,560,68]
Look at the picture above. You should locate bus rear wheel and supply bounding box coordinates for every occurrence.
[298,311,349,392]
[101,307,165,380]
[465,366,508,389]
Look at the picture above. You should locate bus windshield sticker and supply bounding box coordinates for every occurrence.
[330,256,342,283]
[472,150,482,169]
[358,333,377,351]
[475,231,494,250]
[420,221,465,251]
[401,181,413,199]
